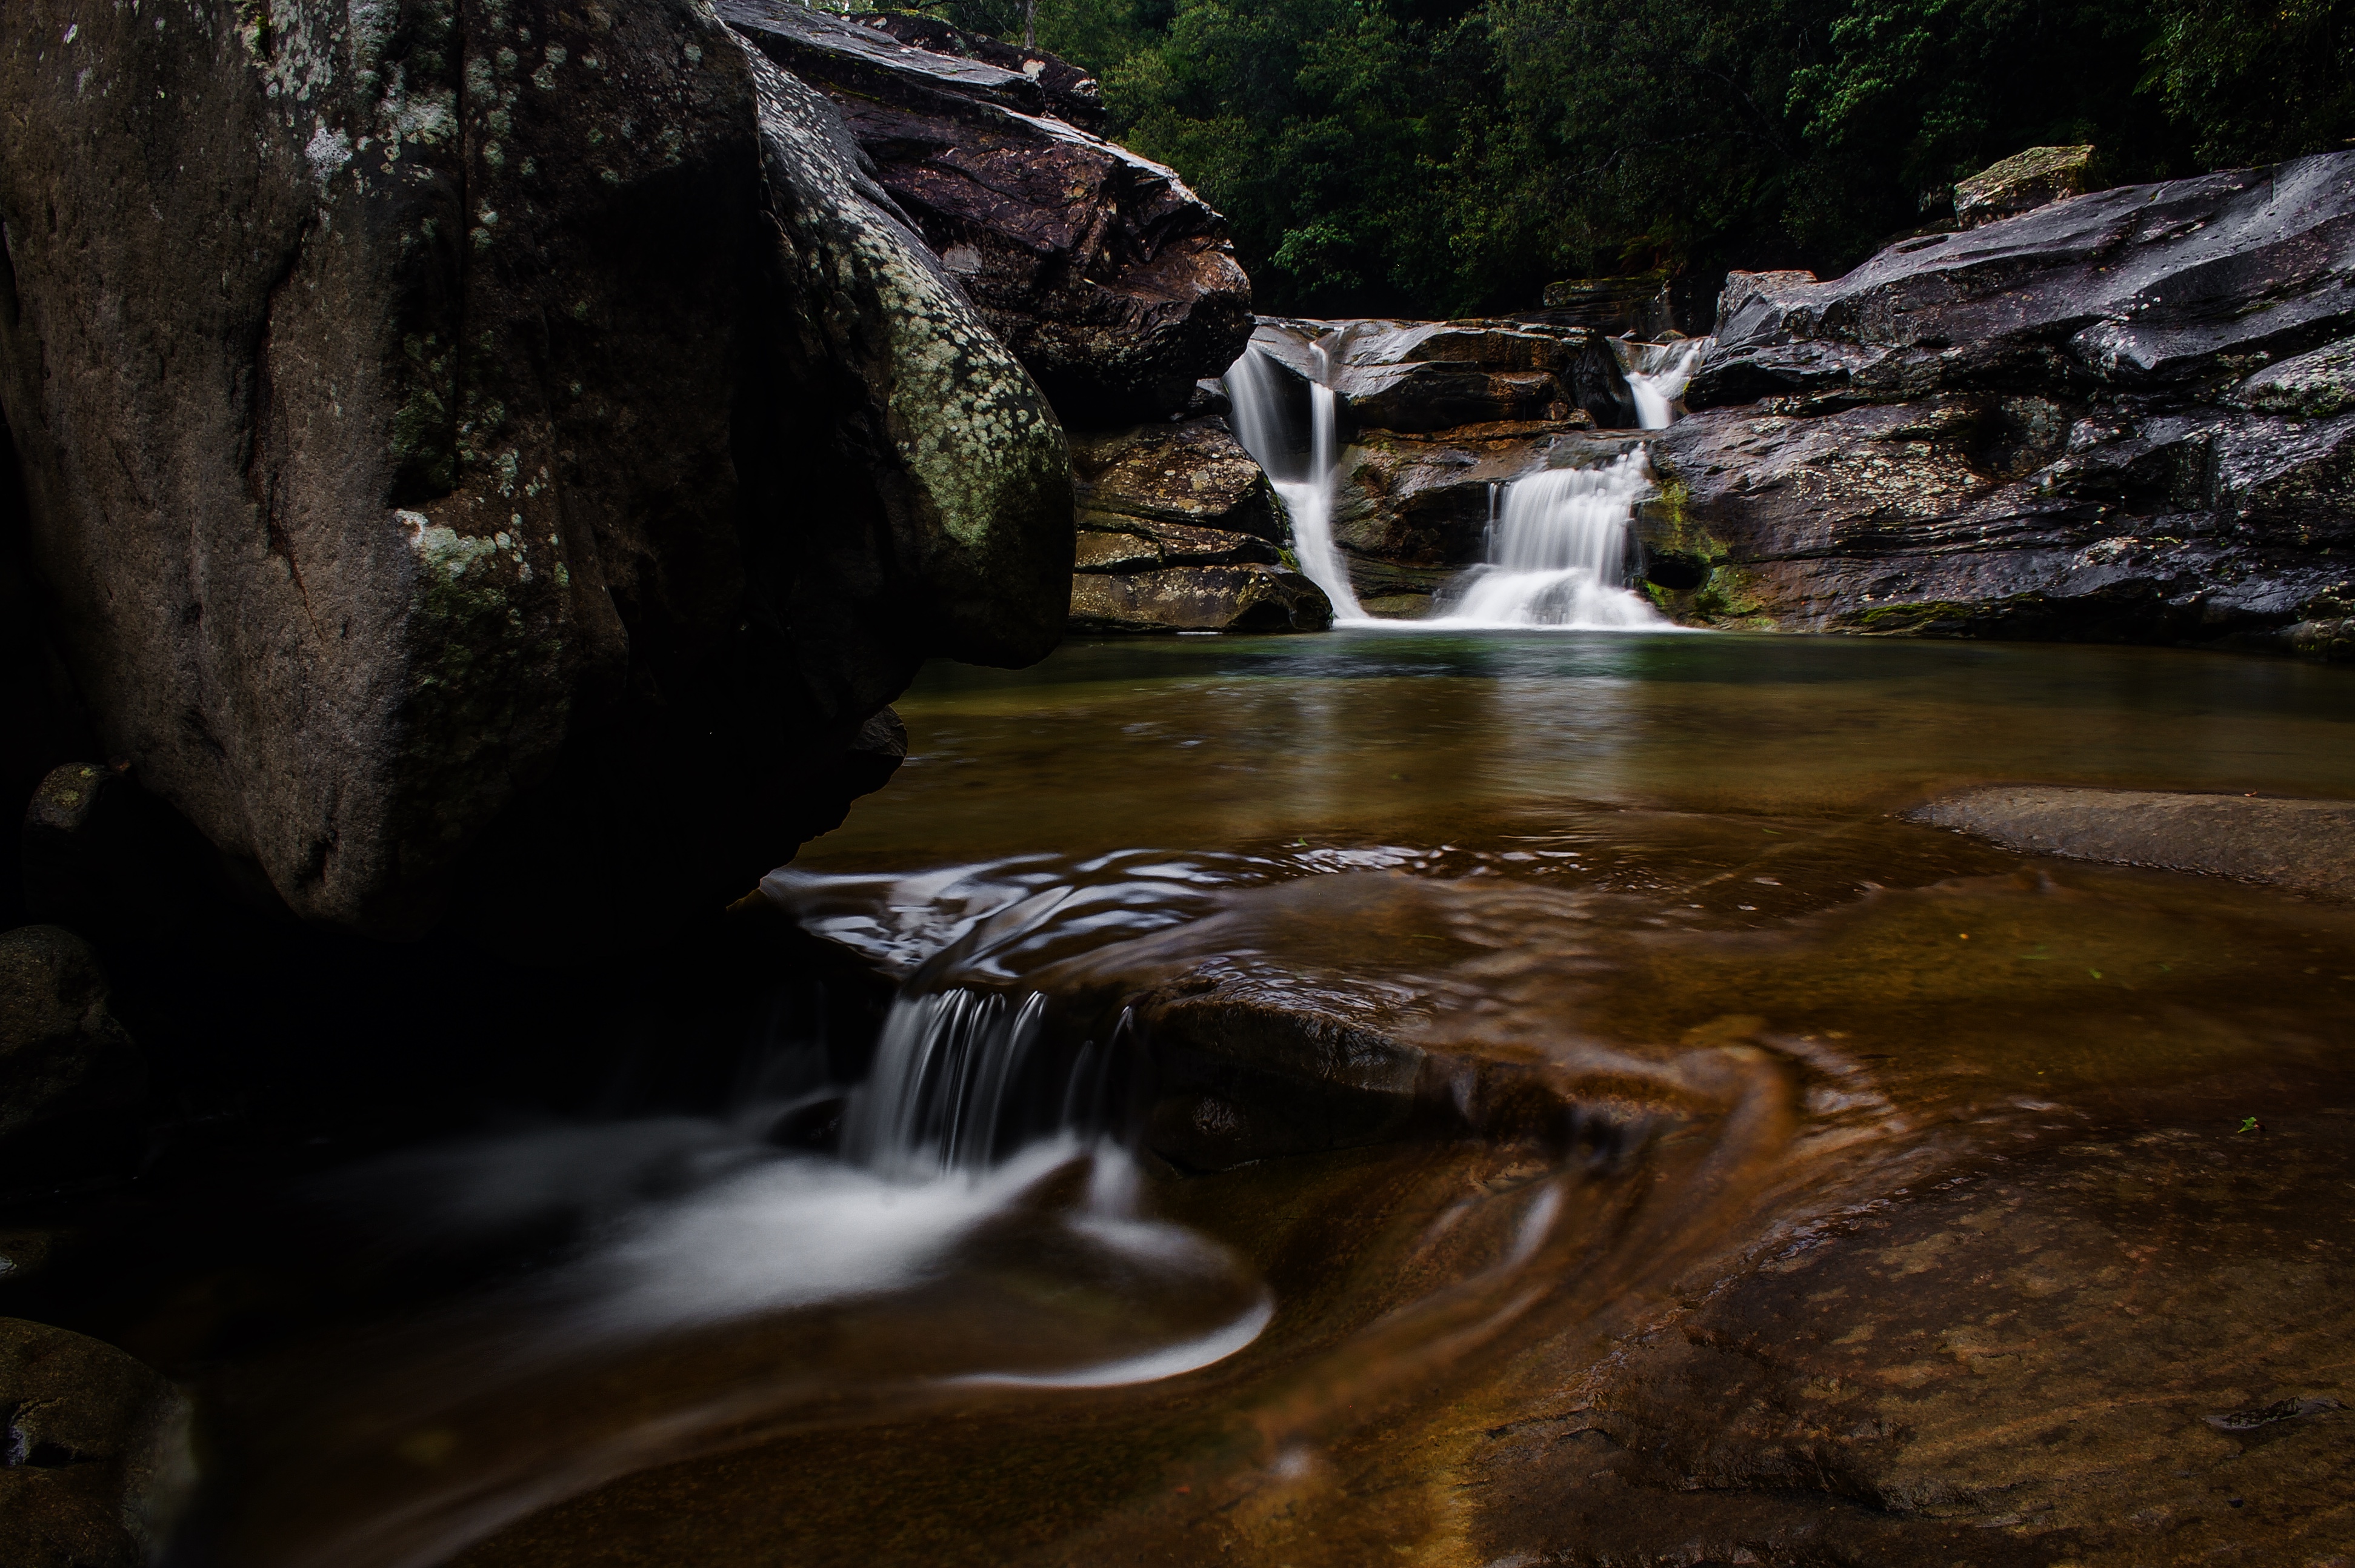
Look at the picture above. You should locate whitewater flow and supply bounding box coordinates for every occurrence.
[1624,339,1705,430]
[1423,452,1667,629]
[1224,344,1367,619]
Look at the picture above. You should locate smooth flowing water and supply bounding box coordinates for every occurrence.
[1423,452,1667,629]
[50,632,2355,1567]
[1222,346,1365,619]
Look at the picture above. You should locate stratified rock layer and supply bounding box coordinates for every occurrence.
[0,0,1073,946]
[1648,151,2355,652]
[1068,420,1330,633]
[722,0,1253,424]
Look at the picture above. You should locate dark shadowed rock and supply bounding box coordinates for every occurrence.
[1953,143,2095,228]
[0,927,144,1187]
[0,1319,189,1568]
[0,0,1070,949]
[1905,786,2355,899]
[722,0,1252,424]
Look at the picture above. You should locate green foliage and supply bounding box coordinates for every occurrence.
[914,0,2354,317]
[2144,0,2355,167]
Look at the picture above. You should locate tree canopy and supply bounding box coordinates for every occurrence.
[912,0,2354,318]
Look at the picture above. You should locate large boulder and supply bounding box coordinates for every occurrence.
[0,0,1072,948]
[0,1319,189,1568]
[1952,142,2095,228]
[1691,153,2355,409]
[0,926,143,1188]
[1651,151,2355,651]
[721,0,1252,425]
[1067,420,1330,633]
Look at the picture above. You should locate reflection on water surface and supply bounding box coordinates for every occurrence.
[117,634,2355,1564]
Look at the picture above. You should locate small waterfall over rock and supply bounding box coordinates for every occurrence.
[839,986,1128,1178]
[1223,345,1367,620]
[1426,453,1667,630]
[1624,339,1706,431]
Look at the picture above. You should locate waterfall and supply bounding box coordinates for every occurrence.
[839,987,1127,1178]
[1425,452,1666,630]
[1222,344,1367,620]
[1625,340,1705,431]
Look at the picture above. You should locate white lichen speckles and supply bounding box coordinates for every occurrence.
[305,123,355,187]
[746,52,1064,553]
[404,518,498,580]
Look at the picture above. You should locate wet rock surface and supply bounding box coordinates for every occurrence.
[1067,419,1329,632]
[0,0,1072,948]
[0,927,143,1189]
[1908,786,2355,899]
[1657,152,2355,652]
[722,0,1251,424]
[0,1319,187,1568]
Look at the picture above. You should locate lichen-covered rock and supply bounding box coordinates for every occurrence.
[0,0,1073,948]
[0,1319,190,1568]
[722,0,1251,424]
[1952,143,2094,227]
[1070,565,1332,634]
[1655,151,2355,653]
[0,926,144,1186]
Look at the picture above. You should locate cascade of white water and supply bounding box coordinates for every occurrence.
[1222,344,1366,619]
[1424,451,1667,630]
[1625,340,1707,431]
[837,986,1133,1179]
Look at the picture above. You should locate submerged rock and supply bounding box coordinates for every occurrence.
[722,0,1251,424]
[1655,151,2355,651]
[0,926,143,1189]
[0,1319,189,1568]
[0,0,1071,948]
[1905,786,2355,900]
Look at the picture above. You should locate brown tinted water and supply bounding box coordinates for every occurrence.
[164,634,2355,1564]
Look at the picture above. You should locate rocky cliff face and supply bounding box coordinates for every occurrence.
[722,1,1253,426]
[1647,151,2355,656]
[0,0,1074,946]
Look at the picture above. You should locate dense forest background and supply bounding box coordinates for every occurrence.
[908,0,2353,319]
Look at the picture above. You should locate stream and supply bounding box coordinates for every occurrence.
[43,630,2355,1566]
